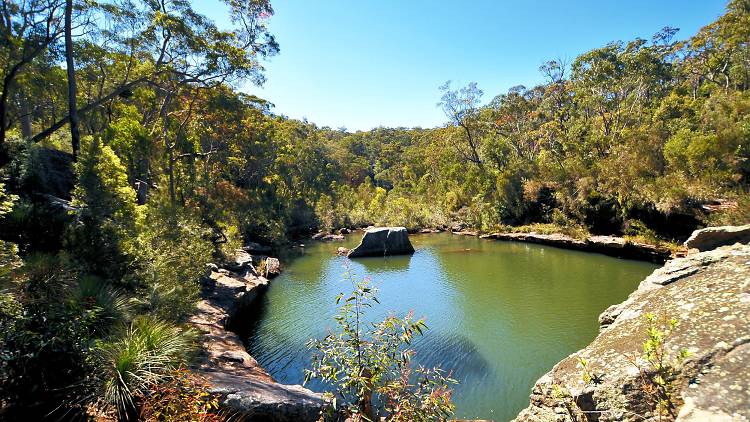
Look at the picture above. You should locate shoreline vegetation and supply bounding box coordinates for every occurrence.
[311,224,680,263]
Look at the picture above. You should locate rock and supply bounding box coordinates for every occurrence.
[191,267,323,420]
[321,234,344,241]
[205,263,219,277]
[311,232,326,240]
[243,242,272,255]
[336,247,349,256]
[42,194,77,211]
[513,243,750,422]
[134,179,149,205]
[264,257,281,278]
[684,224,750,252]
[338,228,351,235]
[420,228,440,233]
[347,227,415,258]
[587,235,627,248]
[226,249,256,275]
[480,232,672,263]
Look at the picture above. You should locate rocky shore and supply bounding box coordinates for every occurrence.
[479,232,674,263]
[513,235,750,421]
[314,225,676,263]
[189,257,323,421]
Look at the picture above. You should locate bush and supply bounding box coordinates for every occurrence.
[0,253,99,419]
[305,265,457,421]
[68,137,143,283]
[137,368,224,422]
[133,203,214,321]
[94,316,196,419]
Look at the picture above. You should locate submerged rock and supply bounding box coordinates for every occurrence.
[684,224,750,252]
[336,247,349,256]
[513,243,750,422]
[347,227,415,258]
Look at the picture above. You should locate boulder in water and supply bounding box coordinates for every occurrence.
[347,227,415,258]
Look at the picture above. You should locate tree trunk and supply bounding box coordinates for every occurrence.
[19,98,32,139]
[168,144,176,204]
[65,0,81,160]
[0,74,12,166]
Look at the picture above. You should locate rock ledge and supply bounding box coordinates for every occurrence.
[513,243,750,422]
[189,268,323,421]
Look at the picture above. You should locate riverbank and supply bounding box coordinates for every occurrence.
[314,224,680,264]
[189,261,323,421]
[513,235,750,421]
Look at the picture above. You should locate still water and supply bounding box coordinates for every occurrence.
[242,233,657,421]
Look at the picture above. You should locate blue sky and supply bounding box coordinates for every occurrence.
[195,0,728,131]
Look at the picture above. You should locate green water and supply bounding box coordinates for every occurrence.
[242,233,657,421]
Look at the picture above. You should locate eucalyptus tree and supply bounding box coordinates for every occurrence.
[438,81,484,167]
[0,0,66,164]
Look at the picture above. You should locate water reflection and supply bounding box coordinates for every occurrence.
[244,233,657,421]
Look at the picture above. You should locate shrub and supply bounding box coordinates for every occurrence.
[94,316,196,419]
[68,137,143,282]
[137,368,224,422]
[133,203,214,321]
[625,313,690,420]
[305,265,457,421]
[0,253,99,419]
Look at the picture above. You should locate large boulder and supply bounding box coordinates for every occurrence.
[347,227,415,258]
[684,224,750,252]
[513,244,750,422]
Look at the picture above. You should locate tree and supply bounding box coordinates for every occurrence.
[64,0,79,159]
[438,81,484,167]
[0,0,66,164]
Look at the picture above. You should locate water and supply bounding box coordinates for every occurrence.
[242,233,657,421]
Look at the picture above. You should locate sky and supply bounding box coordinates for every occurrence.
[195,0,729,132]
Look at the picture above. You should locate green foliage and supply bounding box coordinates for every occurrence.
[626,313,691,420]
[0,183,21,283]
[132,202,214,321]
[69,137,142,281]
[0,253,99,418]
[305,266,457,421]
[136,368,224,422]
[95,316,196,419]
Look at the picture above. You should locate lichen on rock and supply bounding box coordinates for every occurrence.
[513,243,750,422]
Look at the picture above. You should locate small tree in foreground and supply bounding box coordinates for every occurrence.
[305,264,457,421]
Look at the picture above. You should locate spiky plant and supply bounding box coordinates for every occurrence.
[72,275,132,332]
[95,316,196,419]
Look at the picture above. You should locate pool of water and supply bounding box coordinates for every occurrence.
[242,233,657,421]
